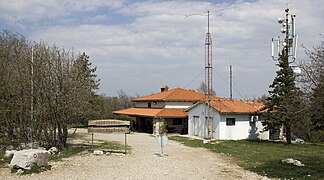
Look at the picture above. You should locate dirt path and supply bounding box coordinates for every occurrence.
[0,129,268,180]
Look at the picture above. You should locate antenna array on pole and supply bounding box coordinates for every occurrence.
[271,8,297,63]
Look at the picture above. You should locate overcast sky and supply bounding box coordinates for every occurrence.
[0,0,323,99]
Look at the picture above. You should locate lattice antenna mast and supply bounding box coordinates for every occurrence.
[186,8,235,140]
[204,11,213,140]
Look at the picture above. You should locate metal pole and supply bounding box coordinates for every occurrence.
[124,133,127,154]
[285,8,289,65]
[230,65,233,100]
[160,134,163,156]
[91,133,94,152]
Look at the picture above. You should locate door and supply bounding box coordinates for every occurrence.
[193,116,199,136]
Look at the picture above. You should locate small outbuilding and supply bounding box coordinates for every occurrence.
[187,98,269,140]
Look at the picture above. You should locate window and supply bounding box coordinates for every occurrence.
[172,119,182,125]
[226,118,236,126]
[148,102,151,108]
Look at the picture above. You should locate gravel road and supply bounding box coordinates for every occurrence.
[0,129,268,180]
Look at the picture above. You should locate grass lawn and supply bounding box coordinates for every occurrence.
[170,136,324,180]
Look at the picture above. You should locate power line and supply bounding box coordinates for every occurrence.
[182,68,205,89]
[212,67,245,99]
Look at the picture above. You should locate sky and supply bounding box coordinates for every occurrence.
[0,0,323,99]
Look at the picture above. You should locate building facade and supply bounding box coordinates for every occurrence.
[113,86,205,134]
[187,98,269,140]
[114,86,269,140]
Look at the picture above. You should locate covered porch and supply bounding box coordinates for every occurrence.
[113,108,188,134]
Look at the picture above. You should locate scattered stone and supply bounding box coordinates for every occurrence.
[203,140,210,144]
[282,158,305,167]
[111,152,124,156]
[93,150,104,155]
[48,147,58,155]
[16,169,24,175]
[10,149,51,170]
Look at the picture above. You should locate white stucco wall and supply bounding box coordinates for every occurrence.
[188,103,220,139]
[255,115,269,140]
[135,101,195,108]
[188,104,269,140]
[135,101,165,108]
[165,101,196,109]
[219,114,251,140]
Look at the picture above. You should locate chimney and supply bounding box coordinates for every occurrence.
[160,85,169,92]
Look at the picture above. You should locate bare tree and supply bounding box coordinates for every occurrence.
[0,30,100,149]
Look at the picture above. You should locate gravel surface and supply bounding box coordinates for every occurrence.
[0,129,269,180]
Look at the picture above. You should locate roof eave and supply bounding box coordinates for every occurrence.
[219,111,264,115]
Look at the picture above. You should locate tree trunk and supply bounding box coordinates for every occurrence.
[286,124,292,144]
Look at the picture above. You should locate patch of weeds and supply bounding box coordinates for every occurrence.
[0,149,11,167]
[50,140,130,161]
[11,165,51,175]
[50,145,89,162]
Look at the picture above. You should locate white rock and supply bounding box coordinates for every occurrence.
[282,158,305,167]
[293,160,305,167]
[16,169,24,175]
[5,150,17,158]
[203,140,210,144]
[10,149,51,170]
[282,158,294,164]
[93,150,104,155]
[48,147,58,155]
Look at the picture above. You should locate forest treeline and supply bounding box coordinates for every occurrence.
[0,30,132,149]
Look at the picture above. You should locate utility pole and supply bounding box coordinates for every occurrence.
[31,47,34,147]
[205,11,213,140]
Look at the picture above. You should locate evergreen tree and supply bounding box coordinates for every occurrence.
[263,50,302,144]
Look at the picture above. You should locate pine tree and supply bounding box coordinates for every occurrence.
[263,50,302,144]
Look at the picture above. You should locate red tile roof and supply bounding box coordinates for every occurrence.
[115,86,265,118]
[207,99,265,113]
[133,88,206,102]
[113,108,188,118]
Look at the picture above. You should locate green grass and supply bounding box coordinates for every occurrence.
[170,136,324,180]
